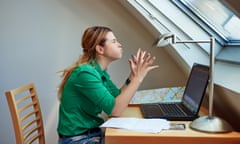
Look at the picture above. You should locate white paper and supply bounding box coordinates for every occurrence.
[100,117,170,133]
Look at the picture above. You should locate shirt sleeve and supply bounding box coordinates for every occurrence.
[72,67,117,115]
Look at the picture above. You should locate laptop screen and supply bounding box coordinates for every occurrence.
[182,63,209,114]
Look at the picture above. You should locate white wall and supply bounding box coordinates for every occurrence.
[0,0,186,143]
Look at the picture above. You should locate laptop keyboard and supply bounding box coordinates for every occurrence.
[159,104,186,116]
[141,104,163,116]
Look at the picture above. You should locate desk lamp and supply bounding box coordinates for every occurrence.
[153,33,232,133]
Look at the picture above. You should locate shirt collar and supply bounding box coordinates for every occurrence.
[91,60,110,81]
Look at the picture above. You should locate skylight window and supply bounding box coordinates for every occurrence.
[172,0,240,45]
[123,0,240,64]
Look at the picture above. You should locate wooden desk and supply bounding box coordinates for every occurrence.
[105,105,240,144]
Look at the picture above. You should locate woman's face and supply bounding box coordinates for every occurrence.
[102,31,122,61]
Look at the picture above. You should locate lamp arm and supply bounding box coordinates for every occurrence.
[175,40,211,43]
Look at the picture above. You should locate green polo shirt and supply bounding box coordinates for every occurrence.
[57,60,120,136]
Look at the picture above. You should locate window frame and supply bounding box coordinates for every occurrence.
[171,0,240,46]
[169,0,240,64]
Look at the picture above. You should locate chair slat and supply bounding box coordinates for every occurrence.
[25,133,41,144]
[21,111,38,123]
[18,101,37,114]
[23,125,40,140]
[21,115,40,131]
[16,93,35,105]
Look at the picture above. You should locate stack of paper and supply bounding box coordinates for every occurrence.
[100,117,170,133]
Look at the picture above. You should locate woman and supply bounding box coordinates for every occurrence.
[57,26,159,144]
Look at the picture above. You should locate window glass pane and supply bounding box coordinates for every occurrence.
[180,0,240,42]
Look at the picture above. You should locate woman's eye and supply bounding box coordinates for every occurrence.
[112,39,117,43]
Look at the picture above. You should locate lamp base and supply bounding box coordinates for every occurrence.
[190,116,232,133]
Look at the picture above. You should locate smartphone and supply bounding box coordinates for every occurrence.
[169,123,186,130]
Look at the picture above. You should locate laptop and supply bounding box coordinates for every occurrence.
[140,63,209,121]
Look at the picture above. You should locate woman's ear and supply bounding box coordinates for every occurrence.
[96,45,104,55]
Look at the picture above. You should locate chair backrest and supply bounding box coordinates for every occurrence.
[5,83,45,144]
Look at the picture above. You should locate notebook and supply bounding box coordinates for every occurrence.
[140,63,209,121]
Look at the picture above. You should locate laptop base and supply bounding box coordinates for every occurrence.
[140,104,199,121]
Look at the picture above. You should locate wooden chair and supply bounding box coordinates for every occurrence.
[5,83,45,144]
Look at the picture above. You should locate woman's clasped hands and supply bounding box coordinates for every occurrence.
[128,48,159,83]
